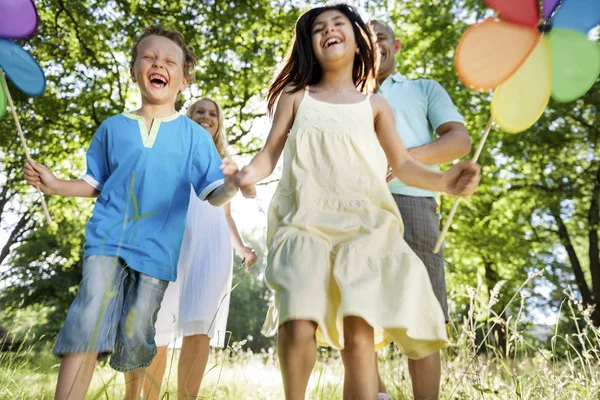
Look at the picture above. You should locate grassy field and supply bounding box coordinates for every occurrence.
[2,280,600,399]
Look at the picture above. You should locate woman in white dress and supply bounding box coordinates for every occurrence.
[140,98,257,400]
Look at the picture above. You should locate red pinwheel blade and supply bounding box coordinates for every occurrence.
[485,0,541,28]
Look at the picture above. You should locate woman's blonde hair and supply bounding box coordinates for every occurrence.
[187,98,229,158]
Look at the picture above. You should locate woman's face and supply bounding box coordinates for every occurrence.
[191,99,219,137]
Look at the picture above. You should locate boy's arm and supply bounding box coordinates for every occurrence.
[205,184,237,206]
[24,159,100,198]
[205,158,255,206]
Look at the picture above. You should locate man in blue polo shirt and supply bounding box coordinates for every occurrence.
[370,20,472,400]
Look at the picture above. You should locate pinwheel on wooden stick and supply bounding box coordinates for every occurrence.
[434,0,600,253]
[0,0,51,222]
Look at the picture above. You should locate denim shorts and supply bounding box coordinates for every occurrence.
[53,255,168,372]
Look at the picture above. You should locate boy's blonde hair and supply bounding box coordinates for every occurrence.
[187,98,229,158]
[130,25,197,83]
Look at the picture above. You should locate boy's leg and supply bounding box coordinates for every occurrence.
[177,334,211,399]
[408,351,441,400]
[53,255,129,400]
[109,270,168,398]
[340,316,377,400]
[55,352,98,400]
[277,320,318,400]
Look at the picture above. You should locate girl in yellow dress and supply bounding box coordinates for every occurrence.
[230,4,480,399]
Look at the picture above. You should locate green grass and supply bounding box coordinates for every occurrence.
[2,275,600,399]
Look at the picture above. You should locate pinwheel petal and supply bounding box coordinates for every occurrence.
[550,28,600,102]
[0,38,46,97]
[485,0,540,28]
[456,19,541,90]
[492,38,551,133]
[552,0,600,34]
[542,0,561,20]
[0,83,6,119]
[0,0,39,40]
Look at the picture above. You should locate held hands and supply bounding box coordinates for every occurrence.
[24,159,57,194]
[441,161,481,197]
[236,246,257,270]
[221,158,257,199]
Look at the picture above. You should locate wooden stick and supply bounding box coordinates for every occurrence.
[1,69,52,223]
[433,116,493,253]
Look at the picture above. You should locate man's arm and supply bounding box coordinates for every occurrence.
[408,121,472,165]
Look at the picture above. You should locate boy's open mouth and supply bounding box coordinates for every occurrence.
[149,73,168,88]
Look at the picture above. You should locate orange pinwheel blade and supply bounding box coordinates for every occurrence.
[492,38,551,133]
[456,18,541,91]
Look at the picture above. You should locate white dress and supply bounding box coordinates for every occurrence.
[155,189,233,348]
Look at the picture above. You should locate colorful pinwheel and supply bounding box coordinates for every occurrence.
[434,0,599,252]
[0,0,51,221]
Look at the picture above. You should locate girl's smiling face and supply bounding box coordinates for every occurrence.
[311,10,357,66]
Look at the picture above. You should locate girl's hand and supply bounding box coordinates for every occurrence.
[441,161,481,196]
[24,159,58,194]
[237,246,257,270]
[234,166,258,199]
[221,157,257,198]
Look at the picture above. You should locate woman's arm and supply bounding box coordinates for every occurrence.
[224,203,257,268]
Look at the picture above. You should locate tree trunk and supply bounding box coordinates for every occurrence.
[483,258,507,354]
[551,207,600,326]
[0,211,32,266]
[588,168,600,325]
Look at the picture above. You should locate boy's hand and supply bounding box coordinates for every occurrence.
[221,158,256,199]
[441,161,480,196]
[24,159,58,194]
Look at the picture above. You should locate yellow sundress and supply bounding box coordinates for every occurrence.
[262,88,448,359]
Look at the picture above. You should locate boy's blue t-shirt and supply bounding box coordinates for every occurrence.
[82,112,224,281]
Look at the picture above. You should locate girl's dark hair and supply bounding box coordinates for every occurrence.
[266,4,378,115]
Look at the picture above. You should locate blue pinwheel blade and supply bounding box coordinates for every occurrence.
[552,0,600,33]
[0,38,45,97]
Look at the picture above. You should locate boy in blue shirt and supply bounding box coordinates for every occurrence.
[370,20,472,400]
[24,25,255,400]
